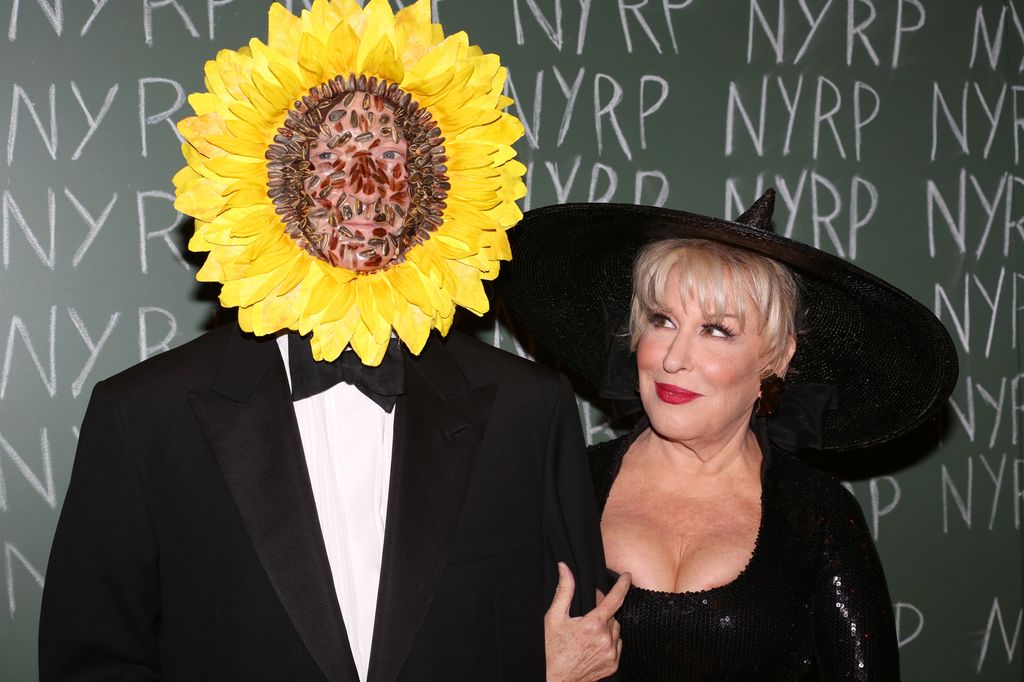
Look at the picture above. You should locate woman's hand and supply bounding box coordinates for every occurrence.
[545,562,631,682]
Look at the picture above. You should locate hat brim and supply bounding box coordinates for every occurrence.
[499,202,959,451]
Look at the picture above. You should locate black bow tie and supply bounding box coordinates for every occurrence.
[287,333,406,412]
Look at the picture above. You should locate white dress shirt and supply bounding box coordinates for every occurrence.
[277,336,393,682]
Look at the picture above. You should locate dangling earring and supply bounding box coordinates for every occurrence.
[755,373,785,417]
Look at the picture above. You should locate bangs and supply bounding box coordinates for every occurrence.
[629,239,799,370]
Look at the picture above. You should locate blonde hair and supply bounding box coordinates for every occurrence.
[629,239,799,373]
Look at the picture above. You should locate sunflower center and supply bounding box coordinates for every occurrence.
[265,74,449,273]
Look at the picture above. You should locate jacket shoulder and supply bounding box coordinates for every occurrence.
[99,323,240,400]
[442,330,563,389]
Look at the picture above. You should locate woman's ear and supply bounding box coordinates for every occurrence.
[776,335,797,378]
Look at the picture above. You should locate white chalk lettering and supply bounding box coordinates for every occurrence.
[942,452,1024,532]
[64,188,117,268]
[143,0,199,47]
[80,0,111,36]
[1014,270,1024,349]
[725,171,876,257]
[661,0,693,54]
[0,429,54,511]
[845,0,880,66]
[813,75,846,160]
[942,457,972,532]
[926,169,1023,260]
[969,3,1024,72]
[552,65,585,147]
[4,543,44,618]
[891,0,925,68]
[6,83,56,166]
[588,163,617,202]
[638,75,669,150]
[136,190,190,273]
[513,0,565,50]
[746,0,912,66]
[68,308,120,399]
[2,188,55,269]
[618,0,662,54]
[634,170,669,206]
[868,476,900,540]
[545,156,583,203]
[978,597,1022,672]
[594,73,632,160]
[776,74,803,155]
[726,75,878,161]
[7,0,62,41]
[894,602,924,647]
[138,307,178,360]
[980,453,1008,529]
[1012,373,1024,446]
[932,81,1024,162]
[725,78,767,157]
[504,68,543,150]
[0,306,56,399]
[747,0,784,64]
[138,77,185,157]
[206,0,234,40]
[949,375,977,442]
[70,82,118,161]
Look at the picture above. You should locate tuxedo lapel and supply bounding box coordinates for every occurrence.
[188,329,360,682]
[366,336,497,682]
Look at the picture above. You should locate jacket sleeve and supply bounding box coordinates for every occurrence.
[38,382,163,681]
[813,484,901,680]
[541,374,611,619]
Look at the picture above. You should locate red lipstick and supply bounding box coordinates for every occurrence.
[655,383,702,405]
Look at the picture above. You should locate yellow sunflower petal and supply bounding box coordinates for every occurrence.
[176,0,525,365]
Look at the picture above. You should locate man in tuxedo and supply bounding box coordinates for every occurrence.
[39,325,611,681]
[39,2,619,679]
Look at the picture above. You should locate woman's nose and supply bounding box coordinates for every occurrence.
[662,333,689,373]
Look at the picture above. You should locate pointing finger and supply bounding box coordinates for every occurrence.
[593,572,631,621]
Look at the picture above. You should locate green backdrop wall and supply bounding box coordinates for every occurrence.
[1,1,1021,680]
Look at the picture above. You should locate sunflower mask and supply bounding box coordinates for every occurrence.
[174,0,526,365]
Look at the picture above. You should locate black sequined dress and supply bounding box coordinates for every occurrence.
[590,418,900,681]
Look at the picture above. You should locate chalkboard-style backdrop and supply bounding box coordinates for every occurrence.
[1,1,1020,680]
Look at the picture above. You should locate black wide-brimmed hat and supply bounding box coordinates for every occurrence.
[499,191,959,451]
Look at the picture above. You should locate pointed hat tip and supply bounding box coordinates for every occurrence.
[735,188,776,230]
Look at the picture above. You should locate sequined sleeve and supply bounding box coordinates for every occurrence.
[813,484,901,680]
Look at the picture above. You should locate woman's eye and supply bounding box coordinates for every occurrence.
[317,152,334,161]
[649,312,674,328]
[702,322,735,338]
[381,150,400,160]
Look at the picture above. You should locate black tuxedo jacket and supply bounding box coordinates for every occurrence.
[39,325,608,681]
